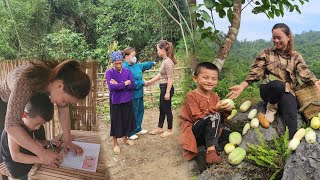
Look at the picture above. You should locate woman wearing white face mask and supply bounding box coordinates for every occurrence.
[122,47,156,140]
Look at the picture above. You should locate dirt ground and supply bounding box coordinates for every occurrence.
[98,108,192,180]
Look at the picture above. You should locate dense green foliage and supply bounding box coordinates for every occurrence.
[0,0,186,65]
[94,0,188,67]
[44,28,91,60]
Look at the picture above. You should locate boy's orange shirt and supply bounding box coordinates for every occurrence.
[178,90,223,160]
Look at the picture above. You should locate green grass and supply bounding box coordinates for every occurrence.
[97,102,110,123]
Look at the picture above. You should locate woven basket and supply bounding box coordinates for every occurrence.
[294,81,320,120]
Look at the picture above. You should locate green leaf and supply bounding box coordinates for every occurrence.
[261,0,271,8]
[219,0,233,7]
[197,20,205,28]
[218,9,226,18]
[226,0,233,6]
[271,5,276,12]
[282,0,292,7]
[215,3,223,12]
[252,8,259,14]
[279,2,284,16]
[189,5,198,14]
[275,9,280,16]
[255,1,261,5]
[227,8,233,23]
[200,10,212,22]
[294,5,301,13]
[289,5,294,12]
[201,32,209,39]
[204,0,215,9]
[279,2,284,12]
[299,0,305,5]
[270,169,283,180]
[268,11,274,19]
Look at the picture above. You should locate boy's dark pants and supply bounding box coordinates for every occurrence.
[192,114,230,151]
[260,80,298,139]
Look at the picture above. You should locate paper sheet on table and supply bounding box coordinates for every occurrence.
[60,141,100,172]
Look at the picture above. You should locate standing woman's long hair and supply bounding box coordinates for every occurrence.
[157,40,177,65]
[122,47,135,57]
[272,23,295,56]
[21,60,91,99]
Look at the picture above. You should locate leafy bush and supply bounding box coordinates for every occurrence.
[44,28,91,60]
[94,0,184,63]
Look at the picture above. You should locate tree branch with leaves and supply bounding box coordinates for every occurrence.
[190,0,309,71]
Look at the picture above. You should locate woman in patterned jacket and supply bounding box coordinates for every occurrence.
[228,23,320,139]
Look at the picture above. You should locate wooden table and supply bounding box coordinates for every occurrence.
[28,130,109,180]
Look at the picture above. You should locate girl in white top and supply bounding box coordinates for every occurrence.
[147,40,176,138]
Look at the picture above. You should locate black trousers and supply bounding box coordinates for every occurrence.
[158,84,174,129]
[260,80,297,139]
[192,113,221,148]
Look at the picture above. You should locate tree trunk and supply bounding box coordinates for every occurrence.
[214,0,242,71]
[187,0,197,32]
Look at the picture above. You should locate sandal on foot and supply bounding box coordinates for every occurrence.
[149,128,163,135]
[113,146,120,155]
[124,140,135,146]
[160,130,174,138]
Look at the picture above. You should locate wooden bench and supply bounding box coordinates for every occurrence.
[28,130,110,180]
[0,130,109,180]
